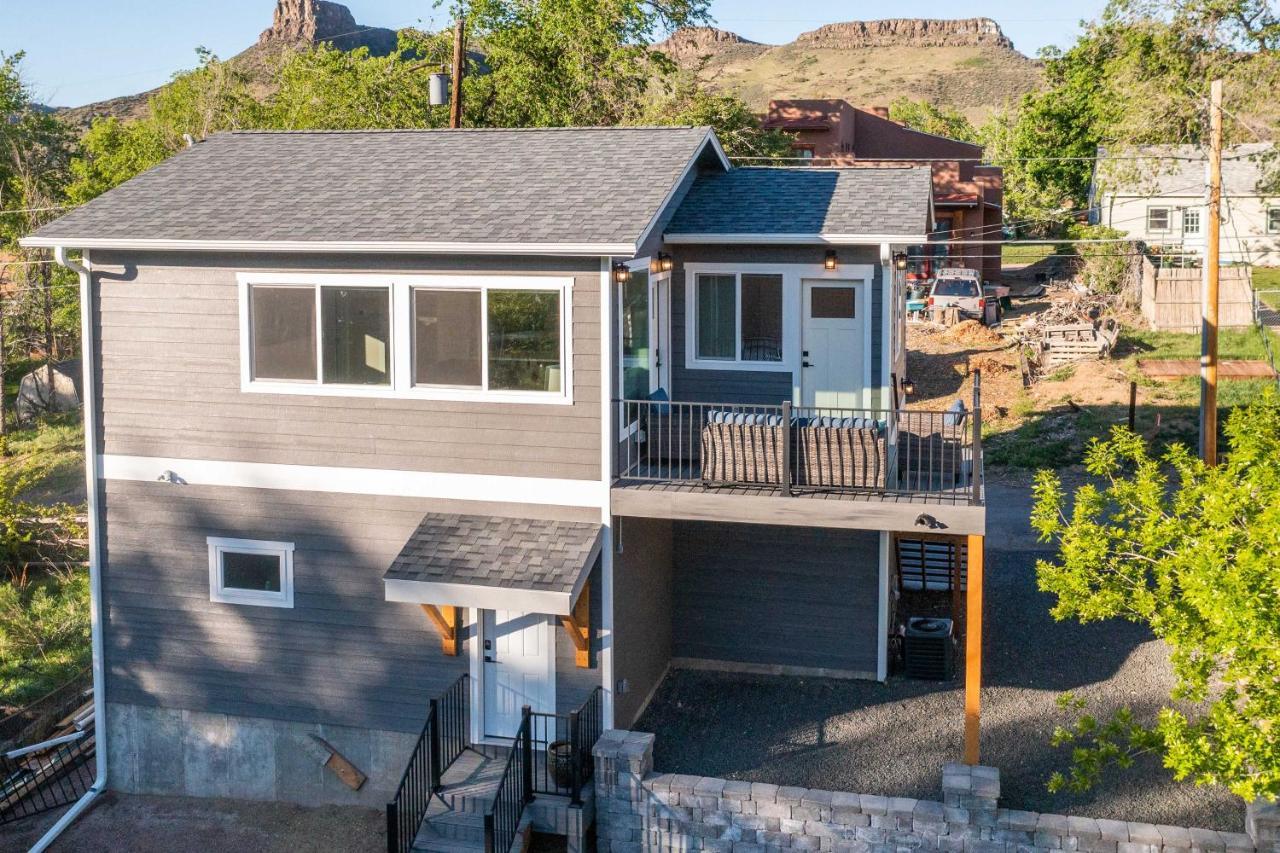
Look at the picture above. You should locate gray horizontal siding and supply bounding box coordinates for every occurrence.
[90,251,602,480]
[101,479,598,733]
[667,245,883,405]
[671,522,881,675]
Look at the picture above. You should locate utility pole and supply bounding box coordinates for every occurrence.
[1199,78,1223,466]
[449,17,465,129]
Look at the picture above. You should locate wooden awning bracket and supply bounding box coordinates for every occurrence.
[558,578,591,668]
[420,604,462,656]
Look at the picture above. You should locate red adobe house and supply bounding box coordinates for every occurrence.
[764,99,1003,283]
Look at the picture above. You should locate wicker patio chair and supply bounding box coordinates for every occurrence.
[700,412,787,485]
[794,417,887,489]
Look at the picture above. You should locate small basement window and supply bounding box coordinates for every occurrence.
[208,537,295,608]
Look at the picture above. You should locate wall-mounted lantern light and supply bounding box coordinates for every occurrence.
[893,251,910,271]
[612,262,631,284]
[659,252,674,273]
[902,378,916,397]
[824,250,838,271]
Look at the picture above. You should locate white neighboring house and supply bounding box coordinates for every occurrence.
[1091,142,1280,266]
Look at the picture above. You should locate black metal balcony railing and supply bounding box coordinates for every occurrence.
[0,731,96,826]
[386,673,470,853]
[485,707,533,853]
[528,686,604,803]
[615,375,983,505]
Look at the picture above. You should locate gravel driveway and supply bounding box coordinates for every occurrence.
[633,473,1245,833]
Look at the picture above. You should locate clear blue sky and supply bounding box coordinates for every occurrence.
[5,0,1105,108]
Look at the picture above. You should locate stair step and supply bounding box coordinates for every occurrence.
[438,748,508,814]
[423,802,486,844]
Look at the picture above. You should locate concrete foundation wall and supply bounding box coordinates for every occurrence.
[594,730,1272,853]
[106,701,417,807]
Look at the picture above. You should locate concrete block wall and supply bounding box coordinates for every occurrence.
[594,730,1273,853]
[107,702,417,807]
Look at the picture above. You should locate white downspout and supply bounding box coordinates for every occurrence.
[30,247,106,853]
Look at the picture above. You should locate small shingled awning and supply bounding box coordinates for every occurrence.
[383,513,603,614]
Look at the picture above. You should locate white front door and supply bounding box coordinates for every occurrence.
[801,280,866,410]
[481,610,555,739]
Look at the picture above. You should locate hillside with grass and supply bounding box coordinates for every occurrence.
[656,19,1043,123]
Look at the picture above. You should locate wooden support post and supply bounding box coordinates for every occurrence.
[420,604,462,656]
[964,534,985,766]
[1200,78,1223,466]
[559,578,592,667]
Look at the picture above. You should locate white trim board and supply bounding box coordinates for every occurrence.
[237,272,576,406]
[20,237,636,256]
[386,578,577,613]
[665,233,928,245]
[101,455,608,508]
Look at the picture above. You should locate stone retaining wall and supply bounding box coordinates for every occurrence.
[594,730,1279,853]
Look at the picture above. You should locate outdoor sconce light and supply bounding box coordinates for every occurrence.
[658,252,674,273]
[612,262,631,284]
[902,378,916,397]
[893,251,909,270]
[824,250,838,271]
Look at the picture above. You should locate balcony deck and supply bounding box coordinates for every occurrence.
[611,399,986,535]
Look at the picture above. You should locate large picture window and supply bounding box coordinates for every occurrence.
[249,284,390,386]
[242,274,572,403]
[695,272,783,363]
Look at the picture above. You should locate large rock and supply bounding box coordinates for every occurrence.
[259,0,397,55]
[795,17,1015,50]
[16,360,81,423]
[655,27,763,63]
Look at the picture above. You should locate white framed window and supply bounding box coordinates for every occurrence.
[1147,207,1172,233]
[208,537,295,608]
[1268,207,1280,234]
[238,273,574,405]
[692,272,785,366]
[1182,208,1201,235]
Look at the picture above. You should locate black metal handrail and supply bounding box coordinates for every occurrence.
[615,392,981,502]
[386,674,470,853]
[527,685,604,804]
[0,731,95,825]
[484,706,533,853]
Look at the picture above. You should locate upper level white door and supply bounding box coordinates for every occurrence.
[481,610,555,739]
[801,280,866,410]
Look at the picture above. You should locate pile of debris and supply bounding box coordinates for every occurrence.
[1015,293,1122,371]
[942,320,1005,347]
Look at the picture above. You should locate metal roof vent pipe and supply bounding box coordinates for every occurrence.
[429,72,451,107]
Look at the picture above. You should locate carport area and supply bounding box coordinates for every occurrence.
[626,476,1246,833]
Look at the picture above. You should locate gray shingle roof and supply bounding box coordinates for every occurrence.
[30,127,717,249]
[384,513,601,594]
[666,166,933,238]
[1099,143,1275,197]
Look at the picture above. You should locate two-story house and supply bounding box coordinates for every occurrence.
[23,126,987,853]
[1091,142,1280,265]
[763,99,1004,284]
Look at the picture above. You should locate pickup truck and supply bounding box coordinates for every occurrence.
[927,268,1000,325]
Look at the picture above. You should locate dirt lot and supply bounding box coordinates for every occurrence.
[0,792,386,853]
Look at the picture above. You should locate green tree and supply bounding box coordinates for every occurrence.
[68,49,261,203]
[1032,391,1280,800]
[982,0,1272,228]
[451,0,710,128]
[888,98,978,143]
[639,78,794,160]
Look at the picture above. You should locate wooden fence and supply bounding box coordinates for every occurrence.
[1140,258,1254,332]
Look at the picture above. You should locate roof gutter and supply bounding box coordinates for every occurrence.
[30,247,107,853]
[664,233,930,245]
[19,237,638,257]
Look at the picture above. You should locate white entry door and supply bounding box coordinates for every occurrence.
[801,280,866,409]
[481,610,555,739]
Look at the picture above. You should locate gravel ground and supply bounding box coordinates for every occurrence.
[633,474,1246,833]
[0,792,385,853]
